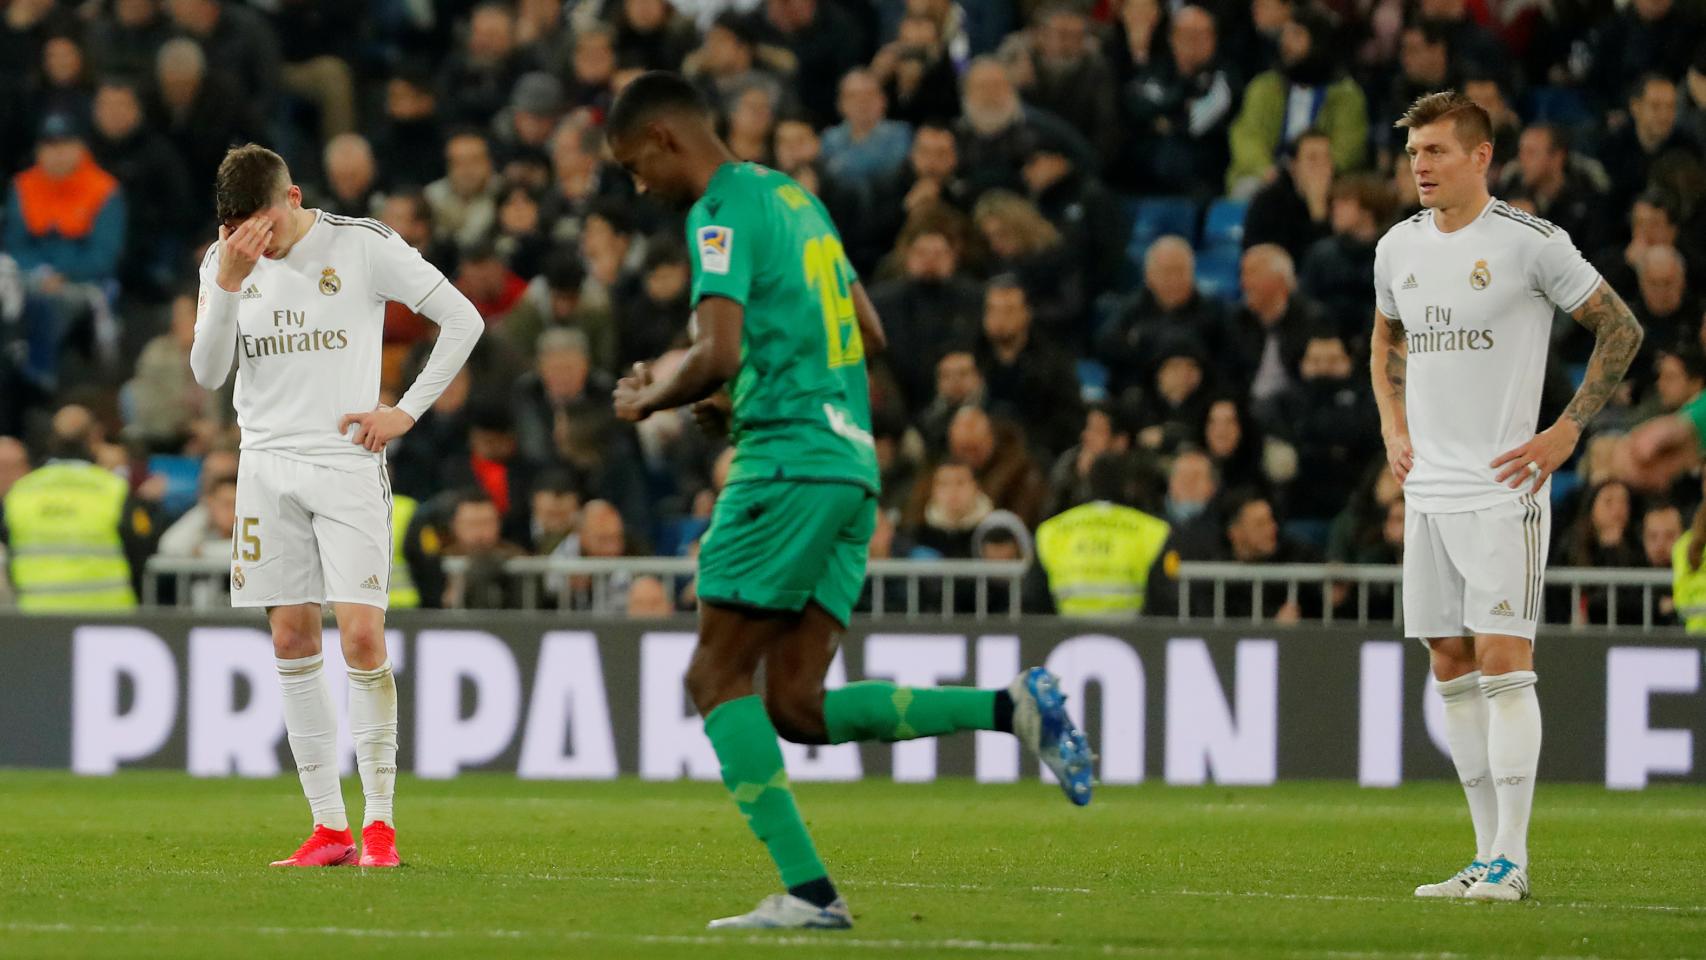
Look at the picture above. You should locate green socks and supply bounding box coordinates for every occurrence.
[822,681,997,744]
[703,695,828,888]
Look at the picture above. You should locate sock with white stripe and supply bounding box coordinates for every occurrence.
[1481,670,1541,870]
[1436,670,1498,863]
[276,655,347,831]
[348,659,399,828]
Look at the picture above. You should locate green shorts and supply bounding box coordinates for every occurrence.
[696,479,876,626]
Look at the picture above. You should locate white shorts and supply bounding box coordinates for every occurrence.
[230,450,393,610]
[1403,493,1549,642]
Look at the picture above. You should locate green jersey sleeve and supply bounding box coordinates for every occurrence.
[1682,392,1706,446]
[687,186,757,306]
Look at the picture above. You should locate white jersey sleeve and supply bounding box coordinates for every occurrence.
[1373,231,1401,321]
[370,229,449,311]
[1528,229,1601,313]
[367,230,483,422]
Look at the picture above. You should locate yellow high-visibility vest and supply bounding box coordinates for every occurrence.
[1036,501,1171,616]
[1671,533,1706,634]
[390,494,420,609]
[3,461,136,612]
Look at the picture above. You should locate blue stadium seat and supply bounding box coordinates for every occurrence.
[1125,196,1199,254]
[1566,363,1588,389]
[1195,248,1241,302]
[1550,468,1581,511]
[147,455,202,520]
[1076,359,1109,403]
[654,516,710,557]
[1201,198,1248,252]
[1522,86,1593,128]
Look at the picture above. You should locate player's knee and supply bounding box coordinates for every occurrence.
[685,659,743,716]
[764,690,828,745]
[340,622,386,670]
[271,621,318,659]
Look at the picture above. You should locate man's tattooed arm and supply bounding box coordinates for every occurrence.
[1561,282,1644,431]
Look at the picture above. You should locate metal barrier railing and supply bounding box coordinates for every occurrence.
[142,555,1030,619]
[141,556,1679,629]
[1172,562,1675,630]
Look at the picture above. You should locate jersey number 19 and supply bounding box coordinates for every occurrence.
[802,234,863,370]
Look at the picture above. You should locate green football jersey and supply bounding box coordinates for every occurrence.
[686,162,879,492]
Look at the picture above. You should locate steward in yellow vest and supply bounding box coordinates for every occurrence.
[1035,455,1177,616]
[389,493,420,609]
[1671,531,1706,634]
[3,457,140,612]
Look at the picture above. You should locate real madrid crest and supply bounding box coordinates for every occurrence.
[232,564,246,590]
[319,266,341,296]
[1469,259,1491,290]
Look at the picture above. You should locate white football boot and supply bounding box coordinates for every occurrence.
[707,893,853,930]
[1413,860,1488,898]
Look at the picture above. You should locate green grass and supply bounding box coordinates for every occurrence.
[2,773,1703,959]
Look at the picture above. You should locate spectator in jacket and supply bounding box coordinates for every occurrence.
[868,223,982,409]
[1268,331,1379,523]
[87,77,188,298]
[1226,244,1326,417]
[1117,4,1239,197]
[149,37,261,189]
[426,130,502,251]
[1498,123,1608,256]
[5,113,126,295]
[911,459,992,558]
[166,0,281,114]
[909,405,1048,527]
[1226,6,1367,196]
[438,2,531,126]
[954,55,1087,200]
[1012,4,1118,168]
[973,277,1083,457]
[870,11,960,126]
[1098,236,1227,399]
[1220,488,1321,620]
[1243,128,1334,265]
[821,69,912,191]
[1300,173,1390,340]
[1599,74,1702,216]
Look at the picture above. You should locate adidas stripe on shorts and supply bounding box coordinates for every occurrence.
[1402,493,1549,642]
[230,449,394,610]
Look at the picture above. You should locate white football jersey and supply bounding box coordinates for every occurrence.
[1374,197,1602,513]
[197,211,447,469]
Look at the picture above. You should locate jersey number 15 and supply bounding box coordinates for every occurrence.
[802,234,863,370]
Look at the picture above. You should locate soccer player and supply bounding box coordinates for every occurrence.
[189,145,482,868]
[1371,92,1642,901]
[605,72,1095,930]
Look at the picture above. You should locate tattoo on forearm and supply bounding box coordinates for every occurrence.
[1563,284,1644,431]
[1382,314,1406,408]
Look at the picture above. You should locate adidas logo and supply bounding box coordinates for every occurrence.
[240,283,262,300]
[1402,274,1418,290]
[360,574,383,591]
[1490,599,1515,617]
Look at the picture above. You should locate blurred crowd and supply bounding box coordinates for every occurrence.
[2,0,1706,621]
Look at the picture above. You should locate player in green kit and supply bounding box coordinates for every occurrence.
[607,72,1095,930]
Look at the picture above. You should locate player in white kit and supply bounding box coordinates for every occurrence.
[1371,93,1642,901]
[189,145,483,867]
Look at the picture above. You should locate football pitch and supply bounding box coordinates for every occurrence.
[3,773,1703,959]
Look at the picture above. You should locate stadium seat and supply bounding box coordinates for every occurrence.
[1549,468,1581,511]
[1076,359,1109,403]
[1566,363,1588,389]
[1522,86,1594,128]
[1195,248,1241,302]
[1201,198,1248,253]
[147,455,202,520]
[1125,196,1199,254]
[654,516,710,557]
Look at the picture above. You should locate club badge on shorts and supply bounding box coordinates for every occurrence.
[1469,259,1491,290]
[319,266,342,296]
[232,564,246,590]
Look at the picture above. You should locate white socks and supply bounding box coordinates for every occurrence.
[348,659,399,828]
[276,655,348,832]
[1436,671,1498,863]
[1482,670,1541,870]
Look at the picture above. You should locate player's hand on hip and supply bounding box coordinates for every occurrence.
[1383,431,1414,485]
[338,404,416,452]
[215,218,271,293]
[613,376,648,422]
[1492,420,1581,494]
